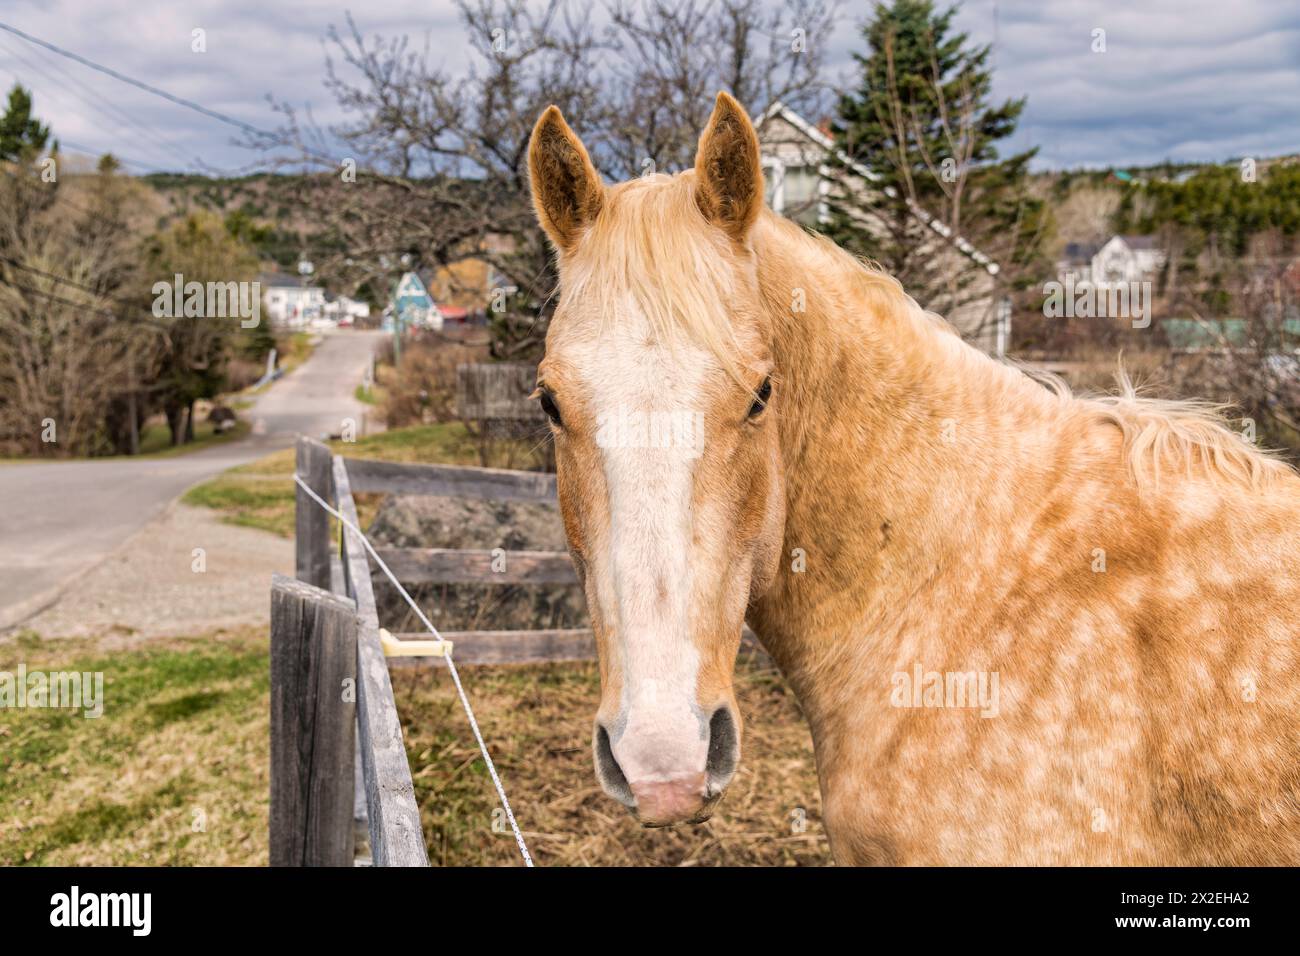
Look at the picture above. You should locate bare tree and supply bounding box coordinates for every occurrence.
[260,0,838,359]
[0,160,158,456]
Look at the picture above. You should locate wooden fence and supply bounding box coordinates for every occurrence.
[270,435,585,867]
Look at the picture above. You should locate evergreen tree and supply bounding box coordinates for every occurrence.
[824,0,1047,327]
[0,84,53,161]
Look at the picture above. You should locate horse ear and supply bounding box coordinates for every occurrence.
[693,91,764,240]
[529,106,604,253]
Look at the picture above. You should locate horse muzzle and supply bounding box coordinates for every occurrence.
[594,706,740,827]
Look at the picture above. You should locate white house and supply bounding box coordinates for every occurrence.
[1057,235,1165,289]
[757,102,1007,355]
[1090,235,1166,288]
[260,272,326,328]
[323,294,370,326]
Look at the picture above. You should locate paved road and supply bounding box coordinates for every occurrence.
[0,329,386,629]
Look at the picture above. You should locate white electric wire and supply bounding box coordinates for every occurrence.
[294,472,535,867]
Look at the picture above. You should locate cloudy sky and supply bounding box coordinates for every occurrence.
[0,0,1297,174]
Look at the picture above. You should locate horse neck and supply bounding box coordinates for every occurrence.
[747,214,1059,707]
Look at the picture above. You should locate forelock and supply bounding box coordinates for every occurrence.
[557,172,759,382]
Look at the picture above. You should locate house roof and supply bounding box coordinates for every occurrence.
[1062,241,1101,263]
[394,270,434,304]
[760,101,1000,276]
[1117,235,1159,251]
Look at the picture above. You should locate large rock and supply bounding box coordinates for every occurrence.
[365,494,587,633]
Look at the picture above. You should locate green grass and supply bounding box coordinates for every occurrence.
[354,383,377,405]
[136,418,251,457]
[275,331,315,376]
[181,473,298,537]
[342,421,485,465]
[0,629,271,865]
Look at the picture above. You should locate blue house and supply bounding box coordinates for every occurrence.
[388,271,443,332]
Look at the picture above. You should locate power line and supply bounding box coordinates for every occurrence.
[0,257,175,334]
[58,140,169,175]
[0,20,276,141]
[0,20,345,172]
[0,277,181,341]
[0,33,198,174]
[1,276,131,321]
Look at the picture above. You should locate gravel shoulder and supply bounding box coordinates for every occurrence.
[15,503,291,643]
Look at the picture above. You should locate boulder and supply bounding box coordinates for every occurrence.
[365,494,587,634]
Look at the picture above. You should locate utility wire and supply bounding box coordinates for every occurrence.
[0,33,197,174]
[0,163,100,219]
[2,277,131,320]
[0,20,275,141]
[0,21,349,171]
[293,473,535,867]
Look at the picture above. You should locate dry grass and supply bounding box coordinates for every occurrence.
[394,650,831,866]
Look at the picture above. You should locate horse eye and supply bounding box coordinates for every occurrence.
[539,389,562,426]
[748,377,772,418]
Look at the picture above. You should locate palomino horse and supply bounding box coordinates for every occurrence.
[527,92,1300,864]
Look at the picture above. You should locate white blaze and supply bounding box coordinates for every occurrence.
[574,320,714,784]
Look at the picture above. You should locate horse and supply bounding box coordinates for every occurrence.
[526,91,1300,864]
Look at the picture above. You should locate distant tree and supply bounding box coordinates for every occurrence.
[1120,163,1300,275]
[230,206,280,365]
[143,213,260,445]
[0,83,53,161]
[824,0,1048,332]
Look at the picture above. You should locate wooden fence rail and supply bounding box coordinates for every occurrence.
[333,451,430,867]
[344,456,557,501]
[373,547,578,585]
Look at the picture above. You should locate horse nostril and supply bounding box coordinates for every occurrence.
[594,723,634,806]
[706,706,739,787]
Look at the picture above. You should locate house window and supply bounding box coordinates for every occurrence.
[763,157,826,226]
[782,165,821,226]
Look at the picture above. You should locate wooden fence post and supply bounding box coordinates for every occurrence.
[335,457,431,866]
[295,436,333,589]
[270,573,358,866]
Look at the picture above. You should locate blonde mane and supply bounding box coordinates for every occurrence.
[1078,374,1292,489]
